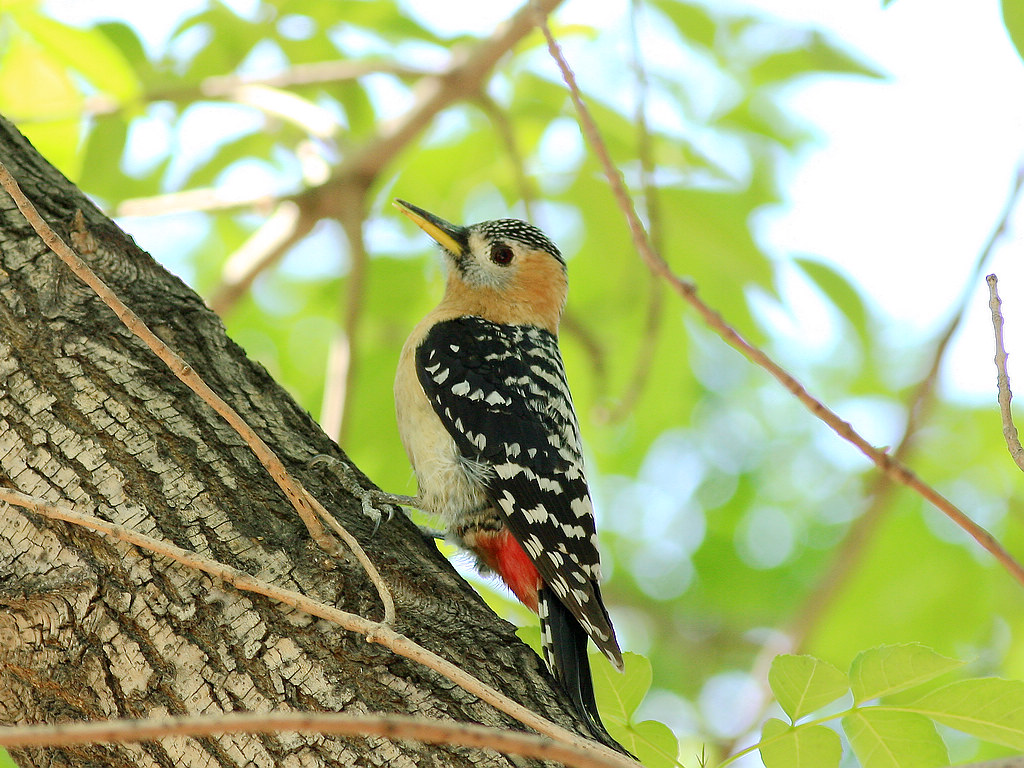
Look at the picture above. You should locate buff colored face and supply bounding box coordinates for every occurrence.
[394,199,568,332]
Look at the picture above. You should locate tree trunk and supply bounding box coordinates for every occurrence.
[0,115,587,767]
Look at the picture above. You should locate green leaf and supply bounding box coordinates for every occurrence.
[97,21,159,91]
[768,654,849,721]
[0,748,18,768]
[649,0,718,50]
[0,32,83,176]
[0,31,82,120]
[593,651,652,724]
[747,28,886,85]
[792,256,871,342]
[14,12,140,101]
[312,0,445,43]
[1003,0,1024,65]
[583,652,678,766]
[850,643,964,703]
[759,718,841,768]
[843,710,949,768]
[911,678,1024,749]
[718,94,814,149]
[613,719,679,768]
[172,4,269,81]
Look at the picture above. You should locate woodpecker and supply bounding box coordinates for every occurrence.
[393,199,622,737]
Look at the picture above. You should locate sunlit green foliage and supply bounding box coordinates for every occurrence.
[1004,0,1024,64]
[751,645,1023,768]
[4,1,1024,766]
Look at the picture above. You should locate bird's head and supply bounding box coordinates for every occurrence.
[395,199,568,333]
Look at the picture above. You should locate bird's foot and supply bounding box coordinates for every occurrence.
[310,454,419,534]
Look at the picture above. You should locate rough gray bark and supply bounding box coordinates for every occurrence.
[0,115,588,767]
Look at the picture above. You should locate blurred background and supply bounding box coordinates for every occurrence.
[3,0,1024,764]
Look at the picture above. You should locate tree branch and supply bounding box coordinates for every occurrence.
[0,711,627,768]
[227,84,342,138]
[116,187,281,218]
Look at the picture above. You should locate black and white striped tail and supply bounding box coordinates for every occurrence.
[538,587,608,738]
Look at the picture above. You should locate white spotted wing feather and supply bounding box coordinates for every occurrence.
[415,316,622,669]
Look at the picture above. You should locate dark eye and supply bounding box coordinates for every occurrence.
[490,244,514,266]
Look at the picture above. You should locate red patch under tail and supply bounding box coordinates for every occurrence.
[470,528,541,613]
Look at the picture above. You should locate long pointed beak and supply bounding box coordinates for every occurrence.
[394,199,469,257]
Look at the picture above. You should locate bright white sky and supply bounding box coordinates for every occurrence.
[735,0,1024,404]
[49,0,1024,404]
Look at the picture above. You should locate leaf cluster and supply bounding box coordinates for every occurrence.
[756,644,1024,768]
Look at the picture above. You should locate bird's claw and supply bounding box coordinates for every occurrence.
[310,454,415,534]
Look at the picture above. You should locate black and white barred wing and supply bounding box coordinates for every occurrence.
[415,316,620,666]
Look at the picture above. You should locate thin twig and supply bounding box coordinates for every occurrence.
[533,6,670,287]
[534,10,1024,588]
[0,488,638,768]
[894,162,1024,454]
[0,162,396,627]
[0,711,626,768]
[988,274,1024,471]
